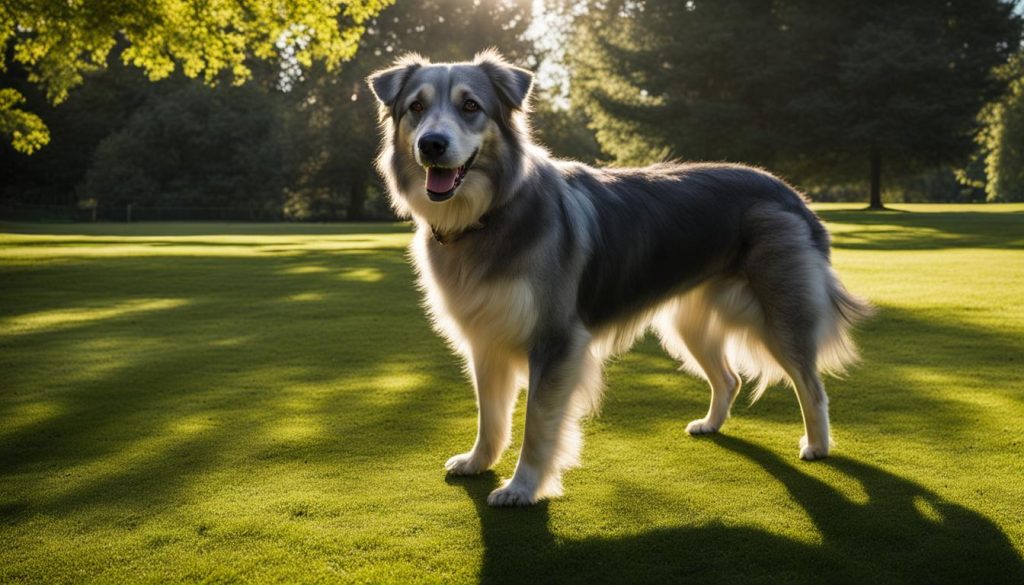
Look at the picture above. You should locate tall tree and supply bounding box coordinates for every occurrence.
[0,49,150,206]
[0,0,392,153]
[978,49,1024,201]
[79,80,287,217]
[571,0,1022,207]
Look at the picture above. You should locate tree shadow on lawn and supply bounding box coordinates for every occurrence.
[0,245,460,518]
[449,434,1024,584]
[817,209,1024,250]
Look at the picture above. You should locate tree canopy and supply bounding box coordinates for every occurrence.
[3,1,1024,215]
[570,0,1022,207]
[0,0,392,153]
[0,0,535,220]
[978,49,1024,201]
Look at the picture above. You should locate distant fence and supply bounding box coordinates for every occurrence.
[0,203,79,222]
[1,203,291,222]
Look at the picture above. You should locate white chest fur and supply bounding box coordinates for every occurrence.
[411,231,538,353]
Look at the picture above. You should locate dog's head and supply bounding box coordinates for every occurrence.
[368,50,533,232]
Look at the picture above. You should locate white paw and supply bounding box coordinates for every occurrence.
[686,418,721,435]
[486,481,539,507]
[798,435,829,460]
[445,452,490,476]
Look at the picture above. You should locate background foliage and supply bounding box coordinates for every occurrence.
[0,0,392,153]
[979,49,1024,201]
[568,0,1022,207]
[1,0,1023,218]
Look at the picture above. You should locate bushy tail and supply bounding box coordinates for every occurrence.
[723,269,874,404]
[817,270,876,377]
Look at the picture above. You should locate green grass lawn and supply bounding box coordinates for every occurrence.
[2,204,1023,583]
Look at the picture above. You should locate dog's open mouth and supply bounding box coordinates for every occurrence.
[425,149,478,202]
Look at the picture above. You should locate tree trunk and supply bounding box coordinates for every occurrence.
[348,173,366,221]
[869,145,885,209]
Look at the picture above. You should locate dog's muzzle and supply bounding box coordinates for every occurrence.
[423,148,479,202]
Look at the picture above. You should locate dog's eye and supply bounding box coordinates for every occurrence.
[463,99,480,112]
[410,101,424,113]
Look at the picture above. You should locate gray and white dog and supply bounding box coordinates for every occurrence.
[368,50,872,506]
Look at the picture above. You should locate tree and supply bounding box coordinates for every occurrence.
[978,49,1024,201]
[0,0,538,220]
[0,0,392,153]
[0,48,150,207]
[531,102,605,164]
[570,0,1022,208]
[80,80,287,217]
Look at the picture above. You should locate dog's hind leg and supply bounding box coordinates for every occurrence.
[656,295,741,435]
[793,368,830,460]
[757,305,832,460]
[680,328,740,436]
[487,325,598,506]
[743,211,833,460]
[446,346,520,475]
[765,339,831,460]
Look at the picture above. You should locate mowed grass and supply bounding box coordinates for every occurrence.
[1,203,1023,584]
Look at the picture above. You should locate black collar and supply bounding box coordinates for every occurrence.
[431,215,488,245]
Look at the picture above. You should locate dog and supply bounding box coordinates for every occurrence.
[367,50,873,507]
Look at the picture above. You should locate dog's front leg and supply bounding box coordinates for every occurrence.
[487,326,593,507]
[446,346,518,475]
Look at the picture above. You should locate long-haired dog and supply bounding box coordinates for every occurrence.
[368,51,873,506]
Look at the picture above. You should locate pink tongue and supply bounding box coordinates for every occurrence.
[426,167,458,193]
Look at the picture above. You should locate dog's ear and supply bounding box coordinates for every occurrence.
[474,49,533,110]
[367,53,426,109]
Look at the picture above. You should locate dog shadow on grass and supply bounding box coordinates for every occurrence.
[448,435,1024,585]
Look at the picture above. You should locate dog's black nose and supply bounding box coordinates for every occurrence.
[418,133,449,159]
